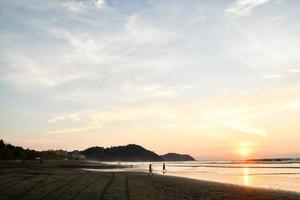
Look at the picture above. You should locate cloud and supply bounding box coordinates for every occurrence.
[223,18,300,73]
[120,84,195,100]
[45,85,300,138]
[61,0,106,12]
[189,16,208,24]
[200,86,300,137]
[226,0,270,16]
[287,68,300,73]
[125,14,168,44]
[95,0,106,9]
[45,102,187,135]
[48,116,65,123]
[0,11,180,93]
[46,108,134,135]
[202,107,267,136]
[48,113,80,124]
[0,57,82,90]
[222,119,267,136]
[282,101,300,111]
[1,0,300,156]
[263,74,281,79]
[0,32,85,90]
[62,1,86,13]
[46,124,103,135]
[203,107,253,120]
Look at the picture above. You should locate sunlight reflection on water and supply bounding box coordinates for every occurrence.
[243,167,250,186]
[87,161,300,192]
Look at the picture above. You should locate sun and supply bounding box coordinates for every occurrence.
[239,148,250,157]
[236,142,255,158]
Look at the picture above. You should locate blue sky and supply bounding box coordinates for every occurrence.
[0,0,300,159]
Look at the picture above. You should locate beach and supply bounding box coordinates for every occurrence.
[2,0,300,198]
[1,167,300,200]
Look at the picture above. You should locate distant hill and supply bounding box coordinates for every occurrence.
[161,153,195,161]
[81,144,163,162]
[1,139,195,162]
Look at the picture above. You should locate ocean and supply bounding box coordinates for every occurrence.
[88,160,300,193]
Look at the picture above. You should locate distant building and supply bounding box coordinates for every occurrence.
[54,149,68,157]
[67,150,85,160]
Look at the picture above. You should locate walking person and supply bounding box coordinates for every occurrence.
[149,164,153,176]
[163,163,167,174]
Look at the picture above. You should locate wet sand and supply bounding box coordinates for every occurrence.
[0,168,299,200]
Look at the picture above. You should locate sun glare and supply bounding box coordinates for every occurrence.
[237,142,255,158]
[239,148,250,157]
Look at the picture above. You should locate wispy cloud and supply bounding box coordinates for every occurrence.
[202,107,267,136]
[287,68,300,73]
[61,0,107,12]
[48,113,81,124]
[48,115,65,123]
[263,74,282,79]
[222,119,266,136]
[282,101,300,111]
[46,124,103,135]
[95,0,106,9]
[226,0,270,16]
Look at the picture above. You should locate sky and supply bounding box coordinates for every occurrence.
[0,0,300,160]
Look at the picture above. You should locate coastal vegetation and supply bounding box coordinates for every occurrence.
[0,140,195,162]
[0,140,64,161]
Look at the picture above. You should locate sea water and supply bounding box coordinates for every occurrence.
[88,160,300,193]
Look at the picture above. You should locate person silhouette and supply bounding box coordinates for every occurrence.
[149,164,153,176]
[163,163,167,174]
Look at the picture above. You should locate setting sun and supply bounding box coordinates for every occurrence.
[239,148,250,157]
[237,142,255,158]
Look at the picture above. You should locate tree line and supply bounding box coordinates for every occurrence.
[0,140,63,160]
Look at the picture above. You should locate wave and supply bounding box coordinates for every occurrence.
[165,164,300,169]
